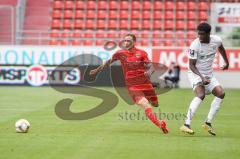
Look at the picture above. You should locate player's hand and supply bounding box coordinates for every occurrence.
[89,69,98,78]
[220,63,229,70]
[201,77,210,85]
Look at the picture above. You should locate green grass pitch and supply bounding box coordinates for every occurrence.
[0,86,239,159]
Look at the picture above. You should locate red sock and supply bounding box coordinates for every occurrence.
[145,107,161,128]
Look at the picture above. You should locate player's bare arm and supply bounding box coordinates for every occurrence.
[89,58,115,77]
[218,44,229,70]
[189,58,210,85]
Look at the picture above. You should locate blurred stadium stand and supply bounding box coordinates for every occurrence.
[0,0,240,46]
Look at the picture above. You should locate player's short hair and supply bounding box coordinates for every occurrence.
[197,22,211,33]
[125,34,136,42]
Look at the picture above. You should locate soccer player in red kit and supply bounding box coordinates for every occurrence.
[89,34,169,134]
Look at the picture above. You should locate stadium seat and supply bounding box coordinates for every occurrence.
[49,39,61,45]
[120,20,128,29]
[64,1,74,10]
[164,20,174,30]
[132,1,141,10]
[152,30,162,38]
[175,40,186,46]
[165,1,174,10]
[176,1,185,10]
[109,10,118,19]
[108,20,118,29]
[50,29,61,38]
[76,1,85,10]
[64,10,74,19]
[141,30,150,38]
[153,20,162,30]
[98,0,108,9]
[96,30,106,38]
[51,19,61,29]
[75,10,85,19]
[87,0,96,9]
[96,40,105,46]
[132,10,140,19]
[60,40,72,46]
[73,30,82,38]
[199,11,208,21]
[83,40,94,46]
[72,40,82,46]
[142,20,151,29]
[53,1,63,10]
[52,10,62,19]
[141,40,149,46]
[61,29,72,38]
[176,11,185,20]
[98,10,107,19]
[164,31,173,39]
[165,11,174,20]
[175,31,185,39]
[97,19,106,29]
[187,21,197,30]
[187,11,197,20]
[152,40,163,46]
[142,0,151,10]
[142,10,151,19]
[176,20,185,30]
[109,0,118,9]
[187,31,197,39]
[187,2,196,10]
[154,1,163,10]
[131,20,140,29]
[107,31,117,38]
[63,19,72,29]
[86,10,95,19]
[74,19,84,29]
[120,1,129,10]
[199,2,209,11]
[164,40,173,46]
[120,10,129,19]
[85,19,95,29]
[154,10,162,19]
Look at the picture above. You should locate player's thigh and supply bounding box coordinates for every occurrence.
[194,85,206,99]
[135,96,151,109]
[188,72,205,99]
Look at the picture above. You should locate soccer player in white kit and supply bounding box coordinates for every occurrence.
[180,22,229,136]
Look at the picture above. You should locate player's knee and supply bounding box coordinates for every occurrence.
[217,92,225,99]
[136,97,148,106]
[197,93,205,100]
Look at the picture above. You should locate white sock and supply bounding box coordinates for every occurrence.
[185,97,203,125]
[206,97,223,123]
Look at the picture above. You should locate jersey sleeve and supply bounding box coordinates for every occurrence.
[142,51,150,63]
[215,36,223,47]
[188,39,199,59]
[111,50,121,61]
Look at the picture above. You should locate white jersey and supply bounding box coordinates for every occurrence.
[188,35,222,77]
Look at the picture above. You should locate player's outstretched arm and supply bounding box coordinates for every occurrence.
[89,58,114,77]
[218,44,229,70]
[189,59,210,85]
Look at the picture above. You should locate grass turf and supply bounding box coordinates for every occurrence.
[0,86,239,159]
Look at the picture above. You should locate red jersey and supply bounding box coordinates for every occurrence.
[112,47,151,87]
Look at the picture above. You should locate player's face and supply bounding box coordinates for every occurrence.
[123,36,135,50]
[198,31,210,43]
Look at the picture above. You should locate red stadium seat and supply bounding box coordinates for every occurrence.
[73,30,82,38]
[87,0,96,9]
[141,30,150,38]
[175,31,185,39]
[164,20,174,30]
[74,19,84,29]
[120,10,129,19]
[63,19,72,29]
[187,21,197,30]
[107,31,117,38]
[50,29,61,38]
[64,10,74,19]
[142,10,151,19]
[141,40,149,46]
[152,40,163,46]
[49,39,61,45]
[164,31,173,38]
[96,30,106,38]
[164,40,173,46]
[131,20,140,29]
[98,10,107,19]
[83,40,94,46]
[176,1,185,10]
[64,1,74,10]
[96,40,105,46]
[175,40,186,46]
[60,40,72,46]
[120,20,128,29]
[109,10,118,19]
[72,40,82,46]
[176,20,185,30]
[120,1,129,10]
[75,10,85,19]
[154,10,162,19]
[97,19,106,29]
[154,1,163,10]
[132,0,141,10]
[76,1,85,10]
[165,1,174,10]
[98,0,108,9]
[61,29,72,38]
[176,11,185,20]
[52,10,62,19]
[187,2,196,11]
[86,10,95,19]
[51,19,61,29]
[187,31,197,39]
[199,11,208,21]
[142,20,151,29]
[85,19,95,29]
[108,20,118,29]
[142,0,151,10]
[153,20,162,30]
[152,30,162,38]
[132,10,140,19]
[165,11,174,20]
[187,11,197,20]
[53,1,63,10]
[199,2,209,11]
[109,0,118,9]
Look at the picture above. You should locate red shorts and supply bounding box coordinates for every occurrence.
[128,84,158,107]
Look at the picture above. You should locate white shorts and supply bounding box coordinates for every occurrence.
[188,72,221,95]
